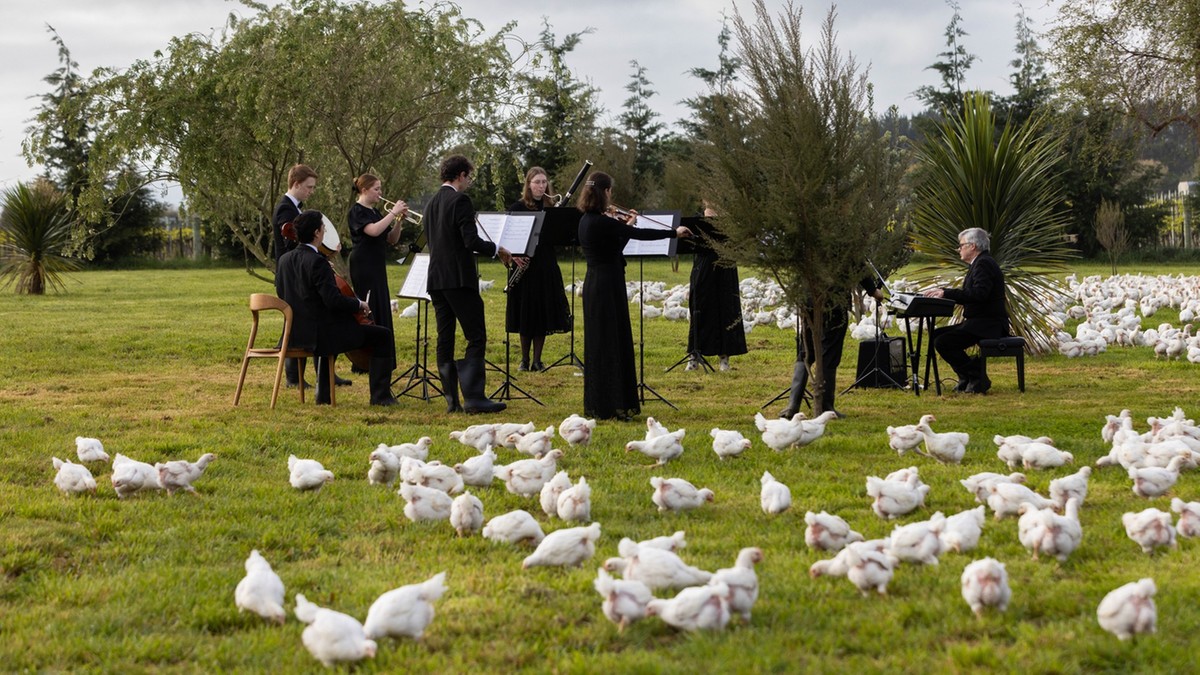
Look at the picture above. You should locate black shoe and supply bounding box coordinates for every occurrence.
[966,376,991,394]
[518,359,529,372]
[828,409,847,419]
[531,360,544,372]
[371,397,400,406]
[954,379,970,393]
[779,407,796,419]
[286,379,312,389]
[334,374,353,387]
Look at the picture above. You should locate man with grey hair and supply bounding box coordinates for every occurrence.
[921,227,1008,394]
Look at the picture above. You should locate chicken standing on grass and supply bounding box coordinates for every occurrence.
[482,510,545,546]
[961,558,1011,617]
[52,457,96,495]
[494,450,564,497]
[558,414,596,448]
[804,511,864,552]
[646,583,731,631]
[75,436,109,463]
[1049,466,1091,509]
[650,477,714,512]
[604,538,713,590]
[156,453,216,495]
[288,455,333,492]
[940,506,986,553]
[711,428,752,460]
[1097,578,1157,640]
[234,550,286,625]
[111,453,163,498]
[294,594,376,667]
[1171,498,1200,537]
[595,567,653,632]
[1122,508,1177,554]
[399,483,453,522]
[522,522,602,568]
[450,492,484,537]
[760,471,792,515]
[453,447,496,488]
[384,436,433,461]
[362,572,447,641]
[539,471,573,518]
[843,541,899,596]
[710,547,762,622]
[557,477,592,522]
[866,474,929,519]
[368,447,401,486]
[914,415,969,463]
[625,429,686,465]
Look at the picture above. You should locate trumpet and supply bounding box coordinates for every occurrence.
[380,197,422,226]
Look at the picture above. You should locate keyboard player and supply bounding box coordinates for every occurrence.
[921,227,1009,394]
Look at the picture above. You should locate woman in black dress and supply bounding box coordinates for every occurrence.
[577,172,692,420]
[686,202,747,371]
[347,173,408,371]
[506,167,571,371]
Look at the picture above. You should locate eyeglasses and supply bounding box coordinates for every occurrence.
[957,243,973,249]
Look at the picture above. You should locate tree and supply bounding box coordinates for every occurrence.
[619,60,665,204]
[25,27,90,207]
[1049,0,1200,153]
[1095,198,1129,274]
[695,1,908,412]
[914,0,980,117]
[25,0,522,277]
[998,5,1054,129]
[0,180,82,294]
[909,93,1076,353]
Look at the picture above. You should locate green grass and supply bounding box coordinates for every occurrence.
[2,260,1199,672]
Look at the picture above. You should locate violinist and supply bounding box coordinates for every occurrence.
[275,210,400,406]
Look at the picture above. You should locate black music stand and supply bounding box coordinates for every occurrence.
[477,211,546,405]
[760,313,812,411]
[393,254,442,402]
[625,212,682,410]
[540,207,585,372]
[896,310,944,396]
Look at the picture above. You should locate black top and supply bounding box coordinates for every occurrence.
[424,185,497,291]
[943,251,1007,320]
[505,199,570,336]
[274,244,360,353]
[347,202,395,365]
[271,194,300,262]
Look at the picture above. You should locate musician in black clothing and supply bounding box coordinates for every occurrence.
[347,173,408,372]
[274,211,398,406]
[506,167,571,372]
[685,202,747,372]
[922,227,1009,394]
[780,278,885,419]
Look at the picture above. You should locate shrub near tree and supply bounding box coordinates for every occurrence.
[0,180,81,294]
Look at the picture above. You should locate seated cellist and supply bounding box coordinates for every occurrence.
[275,210,399,406]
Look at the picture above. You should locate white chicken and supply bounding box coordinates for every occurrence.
[510,425,556,457]
[1170,498,1200,537]
[558,414,596,448]
[155,453,216,495]
[804,511,864,552]
[1122,508,1177,554]
[398,482,453,522]
[367,447,401,486]
[539,471,573,518]
[625,429,686,465]
[960,471,1026,504]
[52,457,96,495]
[288,454,333,492]
[1020,442,1074,470]
[759,471,792,515]
[638,531,687,552]
[363,571,447,641]
[889,512,946,565]
[1129,456,1185,498]
[886,420,925,455]
[1034,498,1083,562]
[556,477,592,522]
[754,411,806,451]
[843,541,899,596]
[808,538,891,579]
[605,538,713,590]
[914,415,969,463]
[482,509,545,546]
[1097,578,1157,640]
[111,453,163,498]
[495,422,536,448]
[866,474,930,519]
[794,411,840,447]
[646,583,731,631]
[710,547,763,622]
[234,549,286,624]
[960,558,1011,617]
[650,477,714,512]
[404,458,464,495]
[594,567,653,632]
[74,436,109,463]
[450,491,484,537]
[710,427,752,460]
[884,466,926,485]
[384,436,433,461]
[494,449,563,497]
[986,482,1056,520]
[449,424,497,453]
[1049,466,1092,510]
[994,434,1055,468]
[522,522,602,568]
[294,594,376,667]
[940,505,986,553]
[645,416,670,439]
[453,447,496,487]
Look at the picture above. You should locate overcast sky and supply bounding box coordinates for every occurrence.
[0,0,1059,198]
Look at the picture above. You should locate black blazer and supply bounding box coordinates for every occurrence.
[272,194,301,262]
[274,245,360,354]
[943,251,1007,320]
[424,185,497,291]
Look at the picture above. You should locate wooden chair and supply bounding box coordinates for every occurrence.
[233,294,335,408]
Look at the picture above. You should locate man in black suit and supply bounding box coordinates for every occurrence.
[425,155,513,414]
[275,210,398,406]
[922,227,1009,394]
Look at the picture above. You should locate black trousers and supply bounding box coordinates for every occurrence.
[801,306,849,411]
[429,287,488,364]
[933,318,1008,381]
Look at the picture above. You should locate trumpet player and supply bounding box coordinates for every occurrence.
[506,167,571,372]
[347,173,407,372]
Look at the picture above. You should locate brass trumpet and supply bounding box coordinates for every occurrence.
[380,197,423,226]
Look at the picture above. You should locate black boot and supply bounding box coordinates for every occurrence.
[285,357,310,388]
[314,356,333,405]
[368,356,398,406]
[780,361,809,418]
[456,357,506,414]
[438,362,462,413]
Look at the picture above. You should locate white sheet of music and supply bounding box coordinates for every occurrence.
[475,213,539,255]
[398,252,431,300]
[622,213,678,257]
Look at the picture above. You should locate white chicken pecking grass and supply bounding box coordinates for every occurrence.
[362,571,448,641]
[604,538,713,590]
[111,453,164,498]
[843,541,899,596]
[940,506,986,553]
[482,509,545,546]
[1171,498,1200,537]
[288,455,333,492]
[1122,508,1177,554]
[759,471,792,515]
[650,476,714,512]
[522,522,602,568]
[398,482,453,522]
[294,594,377,667]
[52,457,97,495]
[234,549,286,625]
[557,476,592,522]
[625,429,686,466]
[809,538,891,579]
[889,512,947,565]
[960,558,1011,618]
[594,567,653,632]
[1129,456,1185,498]
[155,453,216,496]
[558,414,596,448]
[74,436,109,463]
[710,428,752,460]
[1097,578,1157,641]
[804,511,864,552]
[450,491,484,537]
[539,470,572,518]
[646,583,731,632]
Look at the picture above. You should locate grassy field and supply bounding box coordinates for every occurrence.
[2,259,1199,673]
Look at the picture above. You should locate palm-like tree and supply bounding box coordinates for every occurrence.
[0,179,81,294]
[909,92,1076,353]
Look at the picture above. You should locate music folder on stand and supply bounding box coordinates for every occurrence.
[624,211,683,410]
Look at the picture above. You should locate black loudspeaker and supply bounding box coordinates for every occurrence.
[854,337,906,388]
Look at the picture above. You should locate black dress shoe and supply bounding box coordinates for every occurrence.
[334,374,353,387]
[954,379,971,393]
[966,376,991,394]
[286,379,312,389]
[531,360,545,372]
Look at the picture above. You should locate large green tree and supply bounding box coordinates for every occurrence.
[695,1,908,412]
[25,0,521,276]
[914,0,981,118]
[618,60,665,205]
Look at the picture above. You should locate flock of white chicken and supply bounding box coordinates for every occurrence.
[53,400,1200,663]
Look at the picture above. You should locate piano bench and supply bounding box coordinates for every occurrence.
[978,337,1027,392]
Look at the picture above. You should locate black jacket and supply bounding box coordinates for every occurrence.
[274,244,360,353]
[272,194,301,262]
[424,185,497,291]
[943,251,1007,320]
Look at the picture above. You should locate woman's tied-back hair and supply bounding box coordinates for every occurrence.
[576,171,612,214]
[353,174,379,195]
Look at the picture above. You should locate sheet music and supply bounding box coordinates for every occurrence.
[475,213,540,255]
[398,253,430,300]
[622,212,679,257]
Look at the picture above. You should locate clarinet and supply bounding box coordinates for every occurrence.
[503,259,528,293]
